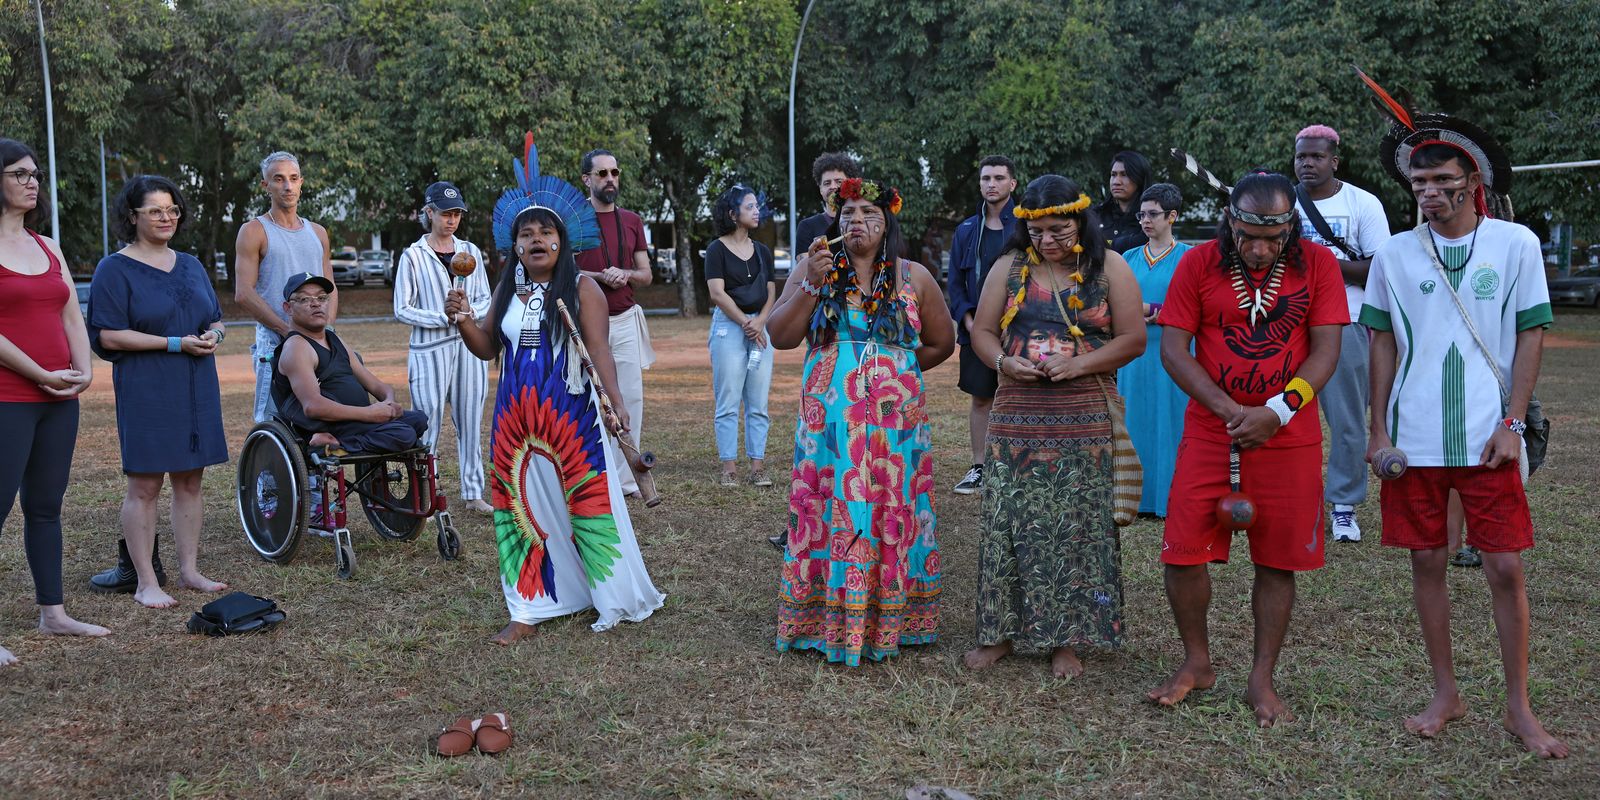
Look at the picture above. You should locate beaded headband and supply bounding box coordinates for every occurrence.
[1228,206,1297,226]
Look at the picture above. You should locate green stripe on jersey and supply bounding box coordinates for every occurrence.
[1442,244,1470,291]
[1441,344,1468,466]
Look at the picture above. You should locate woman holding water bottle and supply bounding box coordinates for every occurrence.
[703,184,776,488]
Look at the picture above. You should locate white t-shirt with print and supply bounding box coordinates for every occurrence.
[1295,181,1391,320]
[1359,218,1553,467]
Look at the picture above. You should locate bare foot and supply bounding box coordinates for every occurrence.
[179,572,229,593]
[1403,690,1467,738]
[962,641,1012,670]
[490,621,538,646]
[309,432,340,447]
[1050,647,1084,679]
[37,608,111,637]
[133,585,178,609]
[1505,708,1569,759]
[1147,660,1216,706]
[1245,677,1294,727]
[464,498,493,513]
[0,644,15,667]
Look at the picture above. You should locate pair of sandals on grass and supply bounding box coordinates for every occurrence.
[435,712,513,757]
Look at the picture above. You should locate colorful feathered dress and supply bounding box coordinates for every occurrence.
[777,277,940,665]
[490,286,665,630]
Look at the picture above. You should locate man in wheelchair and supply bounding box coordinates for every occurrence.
[272,273,428,453]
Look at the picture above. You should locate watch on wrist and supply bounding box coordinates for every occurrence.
[1502,417,1527,436]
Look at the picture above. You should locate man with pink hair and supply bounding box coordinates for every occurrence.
[1292,124,1390,544]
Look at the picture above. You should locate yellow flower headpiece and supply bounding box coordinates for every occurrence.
[1012,193,1092,220]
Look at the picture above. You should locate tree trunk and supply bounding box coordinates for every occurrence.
[667,180,699,317]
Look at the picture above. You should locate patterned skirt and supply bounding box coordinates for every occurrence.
[976,373,1124,651]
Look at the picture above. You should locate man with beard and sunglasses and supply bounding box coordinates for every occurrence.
[1148,171,1347,728]
[576,149,654,497]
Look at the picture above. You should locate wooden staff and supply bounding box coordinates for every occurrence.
[553,298,661,508]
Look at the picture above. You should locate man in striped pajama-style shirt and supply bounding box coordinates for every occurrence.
[393,182,493,512]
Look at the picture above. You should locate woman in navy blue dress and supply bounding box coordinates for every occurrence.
[89,175,229,609]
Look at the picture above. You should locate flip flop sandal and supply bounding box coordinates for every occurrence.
[435,716,478,757]
[474,712,513,755]
[1451,546,1483,568]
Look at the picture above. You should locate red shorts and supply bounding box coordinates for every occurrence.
[1379,463,1533,553]
[1162,438,1325,572]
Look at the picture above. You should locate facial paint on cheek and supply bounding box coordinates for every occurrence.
[1456,192,1468,205]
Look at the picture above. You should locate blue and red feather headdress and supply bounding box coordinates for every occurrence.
[491,131,600,252]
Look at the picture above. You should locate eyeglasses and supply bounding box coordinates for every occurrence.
[289,295,331,306]
[4,169,43,186]
[133,206,183,221]
[586,168,621,179]
[1134,210,1171,221]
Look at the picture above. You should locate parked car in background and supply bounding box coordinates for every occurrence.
[331,247,363,286]
[773,247,792,280]
[75,279,92,317]
[360,249,390,285]
[1549,265,1600,308]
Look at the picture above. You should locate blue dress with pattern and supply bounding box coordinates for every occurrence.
[1117,243,1190,516]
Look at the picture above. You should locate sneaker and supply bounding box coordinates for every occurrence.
[1331,504,1361,543]
[749,468,773,488]
[717,471,739,488]
[952,465,983,495]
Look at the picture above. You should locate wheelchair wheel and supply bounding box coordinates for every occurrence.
[437,518,462,561]
[358,461,427,542]
[237,420,309,563]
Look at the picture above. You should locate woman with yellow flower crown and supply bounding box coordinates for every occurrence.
[962,175,1146,678]
[765,177,955,666]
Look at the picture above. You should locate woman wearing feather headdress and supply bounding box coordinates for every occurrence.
[963,175,1146,678]
[451,135,664,644]
[766,177,955,666]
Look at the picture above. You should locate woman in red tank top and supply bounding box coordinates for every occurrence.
[0,138,110,667]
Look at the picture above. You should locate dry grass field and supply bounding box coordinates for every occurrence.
[0,288,1595,798]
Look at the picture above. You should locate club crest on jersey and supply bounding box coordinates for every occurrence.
[1470,267,1499,299]
[1420,279,1436,295]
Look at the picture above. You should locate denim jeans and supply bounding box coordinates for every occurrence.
[708,308,773,461]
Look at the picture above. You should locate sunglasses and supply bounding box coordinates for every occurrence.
[587,168,621,179]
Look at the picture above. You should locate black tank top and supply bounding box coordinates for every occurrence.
[271,329,369,429]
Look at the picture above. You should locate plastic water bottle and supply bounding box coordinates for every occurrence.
[747,347,762,372]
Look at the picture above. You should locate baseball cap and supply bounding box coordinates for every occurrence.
[425,181,467,212]
[282,272,336,301]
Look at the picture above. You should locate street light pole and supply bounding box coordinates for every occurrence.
[788,0,818,257]
[34,0,60,240]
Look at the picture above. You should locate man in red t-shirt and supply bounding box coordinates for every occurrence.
[1146,172,1348,727]
[575,149,654,496]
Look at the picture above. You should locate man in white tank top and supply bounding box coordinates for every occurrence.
[234,151,335,423]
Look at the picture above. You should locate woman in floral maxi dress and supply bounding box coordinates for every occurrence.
[963,175,1147,678]
[766,178,954,666]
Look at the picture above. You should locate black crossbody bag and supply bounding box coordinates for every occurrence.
[1295,183,1360,260]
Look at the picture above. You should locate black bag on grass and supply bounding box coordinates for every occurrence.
[187,592,286,636]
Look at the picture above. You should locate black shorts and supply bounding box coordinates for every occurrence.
[957,345,998,399]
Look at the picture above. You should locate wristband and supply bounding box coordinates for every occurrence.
[1502,417,1526,436]
[994,353,1006,372]
[208,327,225,344]
[167,336,182,353]
[1263,377,1315,426]
[798,277,823,298]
